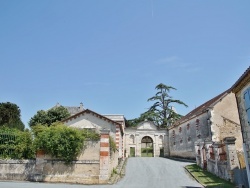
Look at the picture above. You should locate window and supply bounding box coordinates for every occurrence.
[129,135,135,144]
[180,138,183,144]
[244,88,250,125]
[187,123,190,130]
[196,119,200,124]
[179,127,182,133]
[172,130,175,138]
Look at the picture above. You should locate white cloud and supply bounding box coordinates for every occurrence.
[155,56,181,64]
[154,56,201,72]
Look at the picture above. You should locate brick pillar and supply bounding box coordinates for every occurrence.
[115,125,121,158]
[99,130,110,184]
[224,137,240,182]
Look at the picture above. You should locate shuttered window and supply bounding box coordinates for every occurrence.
[244,88,250,125]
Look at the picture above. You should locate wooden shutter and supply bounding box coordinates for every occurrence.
[244,88,250,125]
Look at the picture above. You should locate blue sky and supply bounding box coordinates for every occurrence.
[0,0,249,128]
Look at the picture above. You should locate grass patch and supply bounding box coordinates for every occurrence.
[185,164,235,188]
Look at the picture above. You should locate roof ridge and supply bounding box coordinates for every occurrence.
[173,89,230,125]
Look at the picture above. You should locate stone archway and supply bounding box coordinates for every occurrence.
[141,136,154,157]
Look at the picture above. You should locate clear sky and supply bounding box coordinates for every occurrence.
[0,0,250,128]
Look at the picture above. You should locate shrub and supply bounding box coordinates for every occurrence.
[0,127,35,159]
[33,123,100,163]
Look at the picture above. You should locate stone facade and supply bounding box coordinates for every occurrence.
[168,91,243,160]
[62,109,124,159]
[124,121,168,157]
[231,66,250,186]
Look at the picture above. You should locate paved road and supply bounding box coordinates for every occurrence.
[0,158,203,188]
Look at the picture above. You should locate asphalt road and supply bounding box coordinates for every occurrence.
[0,157,203,188]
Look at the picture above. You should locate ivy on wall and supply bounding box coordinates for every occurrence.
[33,122,100,163]
[0,123,100,163]
[109,136,117,153]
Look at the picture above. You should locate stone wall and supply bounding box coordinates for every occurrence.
[195,137,241,183]
[0,159,35,181]
[38,140,101,184]
[0,135,119,184]
[235,82,250,184]
[211,92,243,151]
[169,113,209,159]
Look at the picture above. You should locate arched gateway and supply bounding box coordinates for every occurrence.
[141,136,154,157]
[124,120,168,157]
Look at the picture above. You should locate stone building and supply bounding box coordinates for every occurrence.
[168,90,243,159]
[231,66,250,186]
[124,121,168,157]
[62,109,124,159]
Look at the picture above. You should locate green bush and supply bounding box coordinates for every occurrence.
[33,123,100,163]
[0,127,35,159]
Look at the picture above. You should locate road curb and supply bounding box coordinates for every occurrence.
[184,166,205,188]
[108,158,127,184]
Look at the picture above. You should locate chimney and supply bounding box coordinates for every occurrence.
[80,102,84,111]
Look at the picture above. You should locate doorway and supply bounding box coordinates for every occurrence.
[141,136,154,157]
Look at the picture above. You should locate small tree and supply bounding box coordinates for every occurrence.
[29,106,70,127]
[0,102,24,131]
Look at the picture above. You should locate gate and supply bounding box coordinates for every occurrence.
[141,136,153,157]
[130,147,135,157]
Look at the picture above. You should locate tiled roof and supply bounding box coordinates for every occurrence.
[172,89,229,126]
[231,66,250,93]
[51,103,84,115]
[64,106,84,115]
[62,109,124,134]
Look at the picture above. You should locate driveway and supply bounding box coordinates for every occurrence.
[0,157,203,188]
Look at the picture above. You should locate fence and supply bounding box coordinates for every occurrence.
[0,131,17,158]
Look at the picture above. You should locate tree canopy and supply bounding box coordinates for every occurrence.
[127,83,188,128]
[0,102,25,130]
[29,106,70,127]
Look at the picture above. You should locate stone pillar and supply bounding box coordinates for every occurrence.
[166,130,170,157]
[30,150,46,182]
[99,130,110,184]
[154,134,157,157]
[224,137,240,182]
[135,133,140,157]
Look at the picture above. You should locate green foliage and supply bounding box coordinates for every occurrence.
[81,129,100,141]
[0,127,35,159]
[0,102,24,131]
[109,136,116,153]
[127,83,187,128]
[111,168,118,177]
[29,106,70,127]
[147,83,188,127]
[33,123,100,163]
[126,111,159,127]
